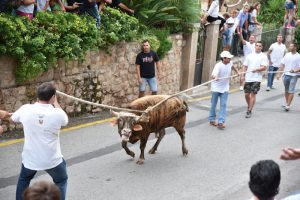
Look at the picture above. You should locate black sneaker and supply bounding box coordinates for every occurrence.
[245,111,252,118]
[298,93,300,96]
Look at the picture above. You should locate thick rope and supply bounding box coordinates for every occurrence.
[144,70,289,113]
[56,70,290,114]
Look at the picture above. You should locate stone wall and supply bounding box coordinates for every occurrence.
[0,34,184,130]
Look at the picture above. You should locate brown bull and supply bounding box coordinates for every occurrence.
[111,95,189,165]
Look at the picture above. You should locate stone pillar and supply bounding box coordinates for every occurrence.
[281,27,296,47]
[180,23,200,90]
[201,20,220,83]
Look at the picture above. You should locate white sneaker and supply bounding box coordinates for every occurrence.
[266,87,270,91]
[239,86,244,91]
[284,105,290,111]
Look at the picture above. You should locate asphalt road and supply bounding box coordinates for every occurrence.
[0,79,300,200]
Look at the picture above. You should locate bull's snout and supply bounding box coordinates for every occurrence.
[121,128,132,141]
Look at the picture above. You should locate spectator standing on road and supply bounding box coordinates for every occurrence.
[276,42,300,111]
[0,110,11,135]
[135,40,160,98]
[222,17,235,51]
[239,33,256,91]
[248,160,281,200]
[23,181,61,200]
[208,51,238,130]
[241,41,268,118]
[11,82,69,200]
[266,34,287,91]
[15,0,36,20]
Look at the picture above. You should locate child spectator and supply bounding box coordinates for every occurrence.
[15,0,36,20]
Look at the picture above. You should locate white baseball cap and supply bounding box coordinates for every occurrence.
[220,51,234,58]
[226,18,234,24]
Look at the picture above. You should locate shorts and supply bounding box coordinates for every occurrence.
[285,1,295,10]
[139,77,158,92]
[244,82,261,94]
[283,75,298,93]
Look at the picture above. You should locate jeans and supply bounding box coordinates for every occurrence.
[84,4,101,29]
[16,159,68,200]
[283,75,298,93]
[139,77,158,92]
[267,65,279,88]
[209,92,228,123]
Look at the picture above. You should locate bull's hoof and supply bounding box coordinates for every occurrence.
[148,148,156,154]
[182,148,188,156]
[129,151,135,158]
[136,159,144,165]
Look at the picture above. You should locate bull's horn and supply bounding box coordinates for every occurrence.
[137,113,150,122]
[110,109,119,117]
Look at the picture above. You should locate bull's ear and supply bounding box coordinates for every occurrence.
[110,109,119,117]
[132,124,143,131]
[110,119,118,127]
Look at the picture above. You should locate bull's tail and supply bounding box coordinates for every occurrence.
[183,101,189,112]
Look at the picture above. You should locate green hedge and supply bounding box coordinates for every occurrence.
[0,8,173,82]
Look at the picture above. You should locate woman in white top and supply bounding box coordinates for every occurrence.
[248,2,262,40]
[201,0,226,30]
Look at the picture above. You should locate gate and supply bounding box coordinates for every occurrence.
[194,27,206,85]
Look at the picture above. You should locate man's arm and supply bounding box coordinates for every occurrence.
[280,147,300,160]
[136,64,142,84]
[238,31,246,45]
[23,0,36,5]
[276,63,284,80]
[155,61,160,80]
[118,3,134,14]
[42,0,50,11]
[267,49,273,65]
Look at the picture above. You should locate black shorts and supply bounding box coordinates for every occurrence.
[244,82,261,94]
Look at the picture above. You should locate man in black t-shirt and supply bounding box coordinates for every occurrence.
[135,40,160,98]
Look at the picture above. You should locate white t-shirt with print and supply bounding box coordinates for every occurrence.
[243,41,255,60]
[243,52,268,82]
[211,61,233,93]
[281,52,300,76]
[269,42,287,67]
[11,103,68,170]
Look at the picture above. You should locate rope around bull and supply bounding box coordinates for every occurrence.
[56,70,289,115]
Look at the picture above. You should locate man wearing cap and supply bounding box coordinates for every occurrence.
[241,41,268,118]
[222,17,235,51]
[209,51,238,129]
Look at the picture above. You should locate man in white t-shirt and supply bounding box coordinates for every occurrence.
[11,82,69,200]
[266,34,287,91]
[276,42,300,111]
[209,51,238,129]
[241,41,268,118]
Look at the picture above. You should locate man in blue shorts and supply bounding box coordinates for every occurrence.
[276,42,300,111]
[135,40,160,98]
